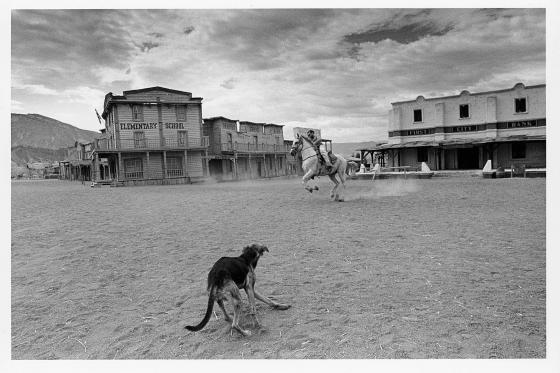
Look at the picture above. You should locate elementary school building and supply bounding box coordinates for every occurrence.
[93,87,208,186]
[377,83,546,170]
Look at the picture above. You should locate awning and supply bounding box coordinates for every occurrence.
[364,135,545,151]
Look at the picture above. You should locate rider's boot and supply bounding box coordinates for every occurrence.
[324,157,333,173]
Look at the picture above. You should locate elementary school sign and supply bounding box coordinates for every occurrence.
[119,122,185,130]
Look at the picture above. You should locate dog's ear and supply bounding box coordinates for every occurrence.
[257,245,269,255]
[243,244,268,256]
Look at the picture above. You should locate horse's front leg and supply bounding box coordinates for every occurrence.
[302,169,316,193]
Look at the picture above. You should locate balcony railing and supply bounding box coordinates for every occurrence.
[93,136,209,151]
[122,169,187,180]
[219,142,291,153]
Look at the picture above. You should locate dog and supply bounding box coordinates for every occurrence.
[185,244,291,336]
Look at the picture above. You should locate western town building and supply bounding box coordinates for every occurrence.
[60,141,93,181]
[202,116,293,181]
[91,87,209,186]
[371,83,546,170]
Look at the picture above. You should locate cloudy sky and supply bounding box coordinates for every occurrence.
[11,7,546,142]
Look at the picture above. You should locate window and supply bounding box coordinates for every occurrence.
[226,133,233,151]
[178,131,187,147]
[133,131,146,148]
[413,109,422,123]
[512,143,526,159]
[417,148,428,162]
[124,158,143,179]
[515,98,527,113]
[459,104,470,119]
[132,105,143,121]
[176,105,186,121]
[167,157,183,177]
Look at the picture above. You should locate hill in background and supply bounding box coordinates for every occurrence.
[11,113,100,166]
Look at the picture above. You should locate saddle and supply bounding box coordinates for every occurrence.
[315,149,337,165]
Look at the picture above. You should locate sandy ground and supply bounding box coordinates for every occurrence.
[11,176,545,359]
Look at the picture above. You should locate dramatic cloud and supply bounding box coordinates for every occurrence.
[11,8,545,142]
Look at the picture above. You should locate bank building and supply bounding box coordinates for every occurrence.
[373,83,546,171]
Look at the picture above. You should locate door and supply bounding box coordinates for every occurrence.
[227,133,233,151]
[457,147,479,169]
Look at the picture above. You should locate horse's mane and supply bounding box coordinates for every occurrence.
[299,135,313,145]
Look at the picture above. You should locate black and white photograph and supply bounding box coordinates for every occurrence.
[5,1,560,371]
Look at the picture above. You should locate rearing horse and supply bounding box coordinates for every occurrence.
[290,134,356,202]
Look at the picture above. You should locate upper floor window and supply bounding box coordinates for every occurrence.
[178,130,187,147]
[133,131,145,148]
[459,104,470,119]
[413,109,423,123]
[515,98,527,113]
[132,105,143,121]
[176,105,186,121]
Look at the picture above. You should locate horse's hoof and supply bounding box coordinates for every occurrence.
[314,186,319,191]
[338,198,344,202]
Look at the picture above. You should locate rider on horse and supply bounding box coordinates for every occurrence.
[306,129,333,173]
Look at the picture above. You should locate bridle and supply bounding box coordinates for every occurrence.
[290,135,319,162]
[289,136,302,157]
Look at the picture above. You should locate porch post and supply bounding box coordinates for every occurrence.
[163,151,167,179]
[146,152,150,179]
[183,150,188,177]
[248,154,253,179]
[118,152,124,181]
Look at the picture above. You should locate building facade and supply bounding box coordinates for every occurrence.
[203,117,292,180]
[93,87,209,186]
[60,141,93,181]
[379,83,545,170]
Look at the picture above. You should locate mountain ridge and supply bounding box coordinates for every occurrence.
[11,113,100,166]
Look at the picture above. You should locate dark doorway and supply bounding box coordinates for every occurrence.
[457,147,479,169]
[208,159,223,179]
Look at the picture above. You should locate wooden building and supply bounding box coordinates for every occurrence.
[203,116,292,180]
[372,83,546,170]
[60,141,93,181]
[92,87,209,186]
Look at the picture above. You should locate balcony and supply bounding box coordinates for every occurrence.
[219,142,291,153]
[94,136,209,151]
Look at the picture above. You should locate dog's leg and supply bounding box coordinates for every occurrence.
[244,286,261,328]
[229,286,251,337]
[217,299,232,322]
[254,289,291,310]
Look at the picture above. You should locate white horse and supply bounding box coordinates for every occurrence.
[290,134,356,201]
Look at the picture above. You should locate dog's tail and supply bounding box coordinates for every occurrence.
[185,285,216,332]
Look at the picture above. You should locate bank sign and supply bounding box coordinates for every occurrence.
[120,122,185,130]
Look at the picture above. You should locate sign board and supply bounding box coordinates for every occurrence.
[293,127,321,140]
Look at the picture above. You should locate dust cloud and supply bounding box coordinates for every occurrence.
[347,179,421,200]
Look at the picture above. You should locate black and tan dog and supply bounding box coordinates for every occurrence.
[185,244,291,336]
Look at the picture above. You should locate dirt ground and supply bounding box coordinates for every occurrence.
[11,176,546,359]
